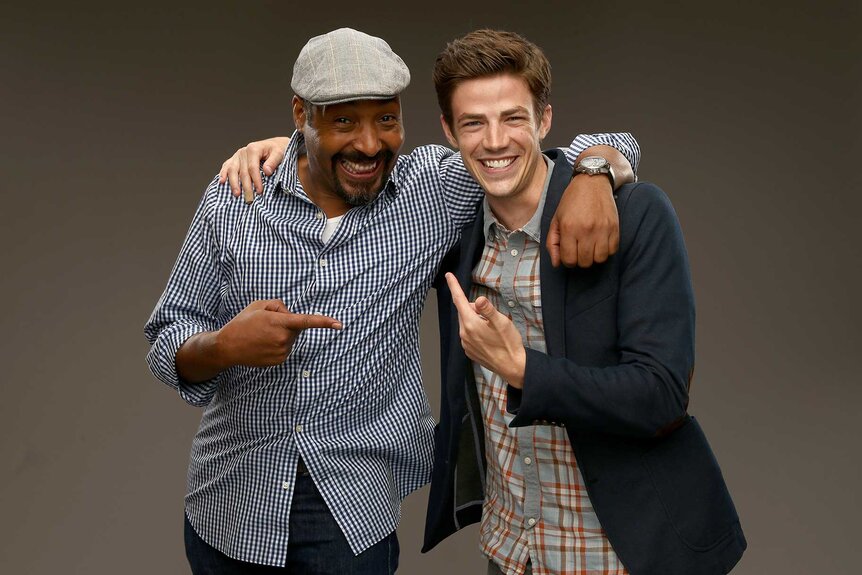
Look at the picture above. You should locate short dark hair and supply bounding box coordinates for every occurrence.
[301,98,315,127]
[433,29,552,128]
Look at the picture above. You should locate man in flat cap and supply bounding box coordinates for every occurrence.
[145,28,639,573]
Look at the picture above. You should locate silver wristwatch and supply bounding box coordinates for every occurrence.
[574,156,615,190]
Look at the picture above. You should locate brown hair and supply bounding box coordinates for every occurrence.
[433,29,552,128]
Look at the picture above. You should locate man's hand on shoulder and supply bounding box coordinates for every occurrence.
[548,174,618,268]
[548,145,634,268]
[218,136,291,203]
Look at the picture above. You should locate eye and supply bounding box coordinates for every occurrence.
[334,117,352,124]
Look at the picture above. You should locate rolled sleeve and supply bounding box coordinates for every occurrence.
[563,132,641,176]
[145,320,221,406]
[144,176,232,407]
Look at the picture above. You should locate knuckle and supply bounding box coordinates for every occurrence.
[580,218,597,232]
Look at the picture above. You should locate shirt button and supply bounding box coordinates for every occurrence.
[282,481,290,490]
[524,457,532,465]
[294,424,303,433]
[507,300,516,308]
[315,211,324,220]
[302,370,311,378]
[319,258,327,267]
[510,248,519,257]
[528,517,536,526]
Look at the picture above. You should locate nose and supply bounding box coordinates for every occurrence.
[353,123,383,157]
[483,121,509,151]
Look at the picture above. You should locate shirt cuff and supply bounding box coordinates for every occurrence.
[146,321,221,407]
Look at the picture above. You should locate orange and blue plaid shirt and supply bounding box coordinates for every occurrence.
[471,156,629,575]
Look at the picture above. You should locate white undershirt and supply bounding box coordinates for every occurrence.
[322,215,344,244]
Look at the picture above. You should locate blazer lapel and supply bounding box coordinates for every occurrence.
[445,202,486,397]
[540,150,573,358]
[456,205,486,291]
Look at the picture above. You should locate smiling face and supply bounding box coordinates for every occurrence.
[294,96,404,215]
[441,73,551,207]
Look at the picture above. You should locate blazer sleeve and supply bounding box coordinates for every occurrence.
[508,182,695,437]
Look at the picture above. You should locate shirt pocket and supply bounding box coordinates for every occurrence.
[512,255,542,309]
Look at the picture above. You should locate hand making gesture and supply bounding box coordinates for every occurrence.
[445,273,527,389]
[175,299,342,383]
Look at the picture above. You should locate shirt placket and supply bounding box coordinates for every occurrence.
[500,230,543,554]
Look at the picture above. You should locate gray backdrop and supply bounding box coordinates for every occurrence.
[1,1,859,573]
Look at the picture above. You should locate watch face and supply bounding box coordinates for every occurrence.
[581,156,607,169]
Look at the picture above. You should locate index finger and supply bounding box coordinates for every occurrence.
[225,153,243,198]
[247,146,265,197]
[280,313,343,331]
[239,149,255,204]
[444,273,474,317]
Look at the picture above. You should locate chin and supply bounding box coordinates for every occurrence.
[338,181,384,206]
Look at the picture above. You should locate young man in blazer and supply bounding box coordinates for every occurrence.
[424,29,746,575]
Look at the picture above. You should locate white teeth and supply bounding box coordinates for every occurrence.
[482,158,514,169]
[341,159,378,174]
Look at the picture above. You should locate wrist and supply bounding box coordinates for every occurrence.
[574,155,616,190]
[572,171,614,193]
[504,346,527,389]
[176,330,229,384]
[209,329,235,371]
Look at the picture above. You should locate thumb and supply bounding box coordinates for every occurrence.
[262,299,289,313]
[546,218,561,268]
[475,296,501,321]
[262,154,280,177]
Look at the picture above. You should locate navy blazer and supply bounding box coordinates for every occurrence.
[423,150,746,574]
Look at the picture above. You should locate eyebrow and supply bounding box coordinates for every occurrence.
[456,106,531,123]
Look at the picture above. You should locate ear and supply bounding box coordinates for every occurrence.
[293,96,306,131]
[440,114,459,149]
[538,104,552,140]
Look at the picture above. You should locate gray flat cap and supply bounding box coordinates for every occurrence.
[291,28,410,106]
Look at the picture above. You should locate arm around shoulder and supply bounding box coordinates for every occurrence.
[510,181,695,437]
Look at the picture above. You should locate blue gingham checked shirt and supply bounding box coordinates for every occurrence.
[144,131,640,567]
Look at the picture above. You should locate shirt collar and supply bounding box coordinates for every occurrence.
[482,154,554,242]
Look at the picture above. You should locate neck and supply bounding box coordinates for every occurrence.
[297,155,351,217]
[486,158,547,231]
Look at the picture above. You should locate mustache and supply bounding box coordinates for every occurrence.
[333,150,394,165]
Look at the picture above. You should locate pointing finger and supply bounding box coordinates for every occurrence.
[280,313,343,331]
[445,273,475,318]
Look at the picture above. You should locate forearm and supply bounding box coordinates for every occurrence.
[509,353,690,437]
[175,330,230,384]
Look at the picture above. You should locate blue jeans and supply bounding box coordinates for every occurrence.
[185,471,399,574]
